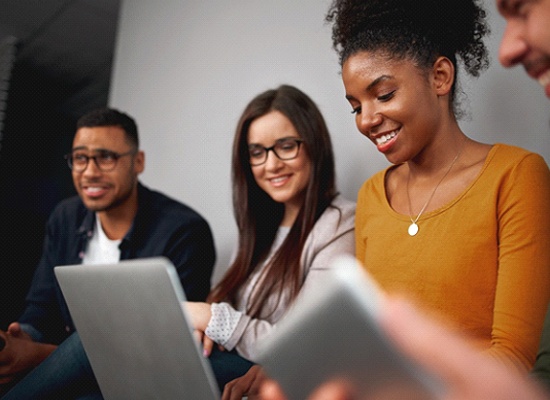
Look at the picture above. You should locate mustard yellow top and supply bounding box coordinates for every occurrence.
[356,144,550,372]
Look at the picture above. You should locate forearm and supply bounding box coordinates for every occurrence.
[490,153,550,371]
[204,302,275,362]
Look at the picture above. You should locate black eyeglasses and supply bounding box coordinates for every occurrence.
[248,137,303,166]
[65,149,136,172]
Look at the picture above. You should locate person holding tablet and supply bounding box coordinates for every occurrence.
[326,0,550,372]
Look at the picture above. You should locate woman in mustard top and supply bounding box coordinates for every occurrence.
[325,0,550,372]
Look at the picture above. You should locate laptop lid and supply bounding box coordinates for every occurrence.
[54,257,219,400]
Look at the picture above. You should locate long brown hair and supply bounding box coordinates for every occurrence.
[208,85,337,318]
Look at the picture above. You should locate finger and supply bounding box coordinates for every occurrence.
[202,336,214,357]
[6,323,21,336]
[222,366,261,400]
[6,324,31,341]
[225,380,249,400]
[192,329,203,346]
[221,379,240,400]
[307,380,355,400]
[248,369,267,397]
[221,380,233,400]
[260,380,288,400]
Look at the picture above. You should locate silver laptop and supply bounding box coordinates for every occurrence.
[54,257,219,400]
[256,255,445,400]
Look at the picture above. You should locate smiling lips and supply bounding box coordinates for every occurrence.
[83,185,109,198]
[375,130,397,145]
[373,129,399,153]
[268,174,291,187]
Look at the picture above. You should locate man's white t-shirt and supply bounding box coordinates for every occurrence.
[82,215,122,264]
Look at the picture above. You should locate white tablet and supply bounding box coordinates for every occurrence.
[256,255,444,399]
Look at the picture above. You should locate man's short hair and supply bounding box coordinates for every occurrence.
[76,108,139,148]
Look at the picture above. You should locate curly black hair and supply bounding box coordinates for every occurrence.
[326,0,489,74]
[326,0,490,115]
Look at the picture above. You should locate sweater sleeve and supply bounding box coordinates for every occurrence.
[220,228,355,361]
[487,152,550,372]
[205,199,356,362]
[205,302,245,346]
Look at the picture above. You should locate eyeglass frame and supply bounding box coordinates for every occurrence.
[248,137,304,166]
[64,149,137,172]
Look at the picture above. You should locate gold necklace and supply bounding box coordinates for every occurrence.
[406,143,465,236]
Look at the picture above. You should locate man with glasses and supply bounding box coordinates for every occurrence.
[0,107,216,396]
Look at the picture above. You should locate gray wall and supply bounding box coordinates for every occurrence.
[109,0,550,283]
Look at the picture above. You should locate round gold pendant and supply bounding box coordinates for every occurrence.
[408,223,419,236]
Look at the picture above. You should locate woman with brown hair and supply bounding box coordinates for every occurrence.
[186,84,355,363]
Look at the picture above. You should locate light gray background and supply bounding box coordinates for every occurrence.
[108,0,550,283]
